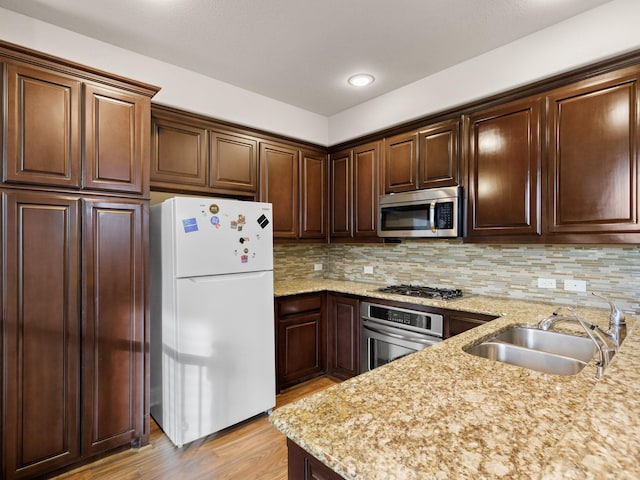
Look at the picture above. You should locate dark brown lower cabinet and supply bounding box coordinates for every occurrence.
[445,311,497,338]
[1,191,146,479]
[327,293,360,380]
[276,294,326,391]
[287,439,346,480]
[3,191,81,479]
[82,199,145,455]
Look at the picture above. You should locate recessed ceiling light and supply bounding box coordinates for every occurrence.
[348,73,375,87]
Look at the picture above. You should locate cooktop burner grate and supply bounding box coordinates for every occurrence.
[377,284,463,300]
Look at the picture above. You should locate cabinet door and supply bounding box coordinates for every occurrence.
[418,119,460,188]
[353,141,381,239]
[3,191,81,479]
[547,70,640,234]
[384,131,418,193]
[260,142,299,239]
[5,63,81,188]
[327,294,360,380]
[300,150,327,240]
[330,150,352,238]
[84,83,148,194]
[210,131,258,194]
[287,439,346,480]
[0,193,2,479]
[82,199,145,455]
[277,312,325,389]
[467,97,541,237]
[151,113,208,189]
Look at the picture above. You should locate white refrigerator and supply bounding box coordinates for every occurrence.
[150,196,275,447]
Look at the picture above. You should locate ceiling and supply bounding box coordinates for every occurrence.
[0,0,614,116]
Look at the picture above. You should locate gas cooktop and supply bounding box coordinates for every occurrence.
[377,284,463,300]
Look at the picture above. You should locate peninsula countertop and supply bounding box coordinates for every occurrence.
[270,279,639,479]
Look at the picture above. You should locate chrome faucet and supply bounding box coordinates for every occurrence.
[592,292,627,346]
[538,306,619,379]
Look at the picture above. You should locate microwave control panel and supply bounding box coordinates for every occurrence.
[435,202,454,229]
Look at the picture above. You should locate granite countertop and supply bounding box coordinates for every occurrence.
[270,279,639,480]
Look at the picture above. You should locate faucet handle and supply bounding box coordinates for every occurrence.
[592,292,626,326]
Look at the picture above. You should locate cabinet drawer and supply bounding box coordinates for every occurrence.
[277,294,322,316]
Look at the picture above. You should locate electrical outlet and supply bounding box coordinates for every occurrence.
[314,263,323,271]
[564,279,587,292]
[537,278,556,289]
[364,266,374,274]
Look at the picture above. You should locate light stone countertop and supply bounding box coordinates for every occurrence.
[270,279,639,480]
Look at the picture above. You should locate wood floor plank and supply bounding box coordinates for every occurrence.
[48,376,339,480]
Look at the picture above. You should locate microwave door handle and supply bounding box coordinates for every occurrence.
[430,201,437,233]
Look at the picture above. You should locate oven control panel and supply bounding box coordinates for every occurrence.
[362,302,444,338]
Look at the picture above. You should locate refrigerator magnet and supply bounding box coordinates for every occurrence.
[182,218,199,233]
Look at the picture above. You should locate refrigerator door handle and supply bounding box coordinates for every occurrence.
[186,272,270,283]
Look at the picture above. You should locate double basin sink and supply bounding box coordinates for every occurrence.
[464,325,597,376]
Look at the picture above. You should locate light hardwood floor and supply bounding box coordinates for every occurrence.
[49,376,339,480]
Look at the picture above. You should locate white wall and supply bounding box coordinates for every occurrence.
[2,0,640,147]
[328,0,640,145]
[0,7,329,146]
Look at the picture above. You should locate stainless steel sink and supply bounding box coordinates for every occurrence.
[464,326,597,376]
[491,326,596,363]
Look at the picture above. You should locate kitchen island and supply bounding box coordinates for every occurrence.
[270,280,639,479]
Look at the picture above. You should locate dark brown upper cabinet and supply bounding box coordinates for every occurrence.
[353,142,380,239]
[546,66,640,237]
[330,149,352,239]
[84,83,148,194]
[210,131,258,194]
[300,150,328,240]
[260,143,327,242]
[5,61,151,195]
[330,141,381,242]
[418,118,460,189]
[151,107,258,198]
[150,106,328,241]
[151,111,209,190]
[5,62,82,188]
[383,119,459,194]
[260,141,299,239]
[384,131,418,193]
[466,96,542,238]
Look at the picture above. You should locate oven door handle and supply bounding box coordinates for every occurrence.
[363,324,440,345]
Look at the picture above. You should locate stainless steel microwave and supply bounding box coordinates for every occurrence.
[378,186,462,238]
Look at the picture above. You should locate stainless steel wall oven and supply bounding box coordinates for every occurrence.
[361,301,443,373]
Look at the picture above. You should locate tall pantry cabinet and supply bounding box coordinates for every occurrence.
[0,42,159,479]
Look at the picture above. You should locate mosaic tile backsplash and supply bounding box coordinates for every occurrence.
[274,241,639,313]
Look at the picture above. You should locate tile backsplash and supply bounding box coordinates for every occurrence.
[274,243,328,281]
[274,241,639,314]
